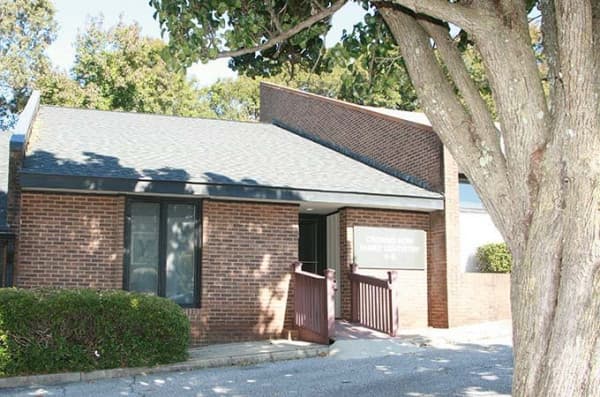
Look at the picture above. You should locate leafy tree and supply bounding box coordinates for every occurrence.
[197,76,261,121]
[330,11,418,110]
[39,18,211,118]
[37,69,104,109]
[198,67,343,121]
[0,0,56,129]
[151,0,600,395]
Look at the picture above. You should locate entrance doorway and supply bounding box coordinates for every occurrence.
[298,214,327,275]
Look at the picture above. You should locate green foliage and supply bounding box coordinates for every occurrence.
[38,18,212,118]
[151,0,333,74]
[0,0,56,129]
[151,0,420,110]
[461,44,496,118]
[36,70,103,109]
[0,289,190,377]
[150,1,550,120]
[330,11,418,110]
[476,243,512,273]
[198,76,261,121]
[197,67,343,121]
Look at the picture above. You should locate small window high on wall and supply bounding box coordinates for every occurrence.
[124,199,201,307]
[459,178,484,209]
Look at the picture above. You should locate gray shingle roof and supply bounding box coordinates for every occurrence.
[23,106,441,205]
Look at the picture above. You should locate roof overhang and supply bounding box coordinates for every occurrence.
[9,91,40,153]
[20,173,444,212]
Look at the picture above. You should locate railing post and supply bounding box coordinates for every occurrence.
[350,264,359,323]
[292,261,302,329]
[324,268,336,341]
[388,271,398,337]
[292,261,303,274]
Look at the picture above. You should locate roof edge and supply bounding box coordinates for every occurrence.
[272,119,435,192]
[10,91,40,153]
[260,82,434,132]
[19,173,444,211]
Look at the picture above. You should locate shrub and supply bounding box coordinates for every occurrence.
[0,289,190,376]
[476,243,512,273]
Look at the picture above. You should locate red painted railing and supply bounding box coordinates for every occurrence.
[349,264,399,336]
[292,262,336,344]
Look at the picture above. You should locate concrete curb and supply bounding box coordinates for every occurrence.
[0,345,330,389]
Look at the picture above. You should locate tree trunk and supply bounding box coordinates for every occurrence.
[378,3,600,396]
[511,164,600,395]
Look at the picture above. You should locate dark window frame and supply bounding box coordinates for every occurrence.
[298,214,327,275]
[123,197,202,308]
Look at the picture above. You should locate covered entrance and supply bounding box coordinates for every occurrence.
[298,212,342,315]
[292,211,340,344]
[293,206,432,344]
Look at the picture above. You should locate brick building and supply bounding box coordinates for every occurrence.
[0,84,509,344]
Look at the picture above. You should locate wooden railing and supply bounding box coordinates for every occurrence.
[349,264,399,336]
[292,262,336,344]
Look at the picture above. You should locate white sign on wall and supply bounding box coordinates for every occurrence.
[353,226,426,270]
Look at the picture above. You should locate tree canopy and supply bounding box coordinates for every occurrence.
[38,18,209,118]
[0,0,56,129]
[37,14,430,121]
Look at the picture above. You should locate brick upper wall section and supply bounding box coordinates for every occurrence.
[16,193,125,288]
[338,207,430,328]
[429,210,449,327]
[260,83,444,192]
[191,200,299,344]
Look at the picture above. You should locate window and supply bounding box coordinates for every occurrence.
[125,199,200,307]
[459,179,484,209]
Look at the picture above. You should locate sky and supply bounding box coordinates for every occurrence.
[46,0,368,87]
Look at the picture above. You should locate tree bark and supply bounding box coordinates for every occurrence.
[379,1,600,395]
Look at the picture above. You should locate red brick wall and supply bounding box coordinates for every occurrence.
[260,83,444,191]
[428,210,449,327]
[338,207,430,328]
[16,193,125,288]
[16,194,299,345]
[189,200,299,344]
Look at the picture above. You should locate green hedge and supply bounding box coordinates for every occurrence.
[476,243,512,273]
[0,289,190,377]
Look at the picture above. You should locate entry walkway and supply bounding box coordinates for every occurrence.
[330,320,512,360]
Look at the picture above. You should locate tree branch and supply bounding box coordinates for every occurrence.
[470,6,550,227]
[553,0,600,153]
[267,1,283,34]
[418,18,505,165]
[379,6,514,237]
[594,0,600,125]
[539,0,560,113]
[215,0,347,59]
[382,0,496,32]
